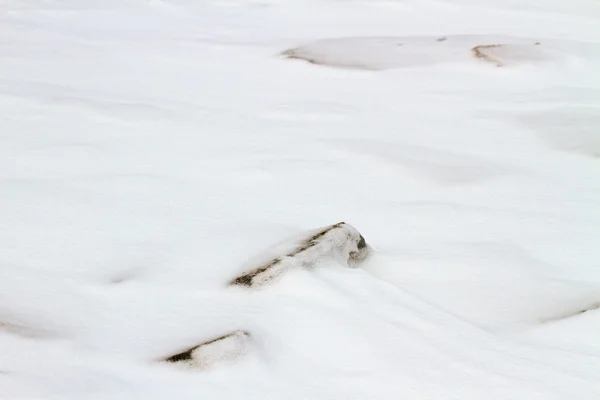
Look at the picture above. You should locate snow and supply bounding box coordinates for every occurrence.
[282,35,600,70]
[1,0,600,398]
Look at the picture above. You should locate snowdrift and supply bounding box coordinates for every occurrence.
[2,0,600,398]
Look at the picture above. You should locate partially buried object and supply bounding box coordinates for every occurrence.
[164,222,370,369]
[164,330,250,369]
[229,222,371,288]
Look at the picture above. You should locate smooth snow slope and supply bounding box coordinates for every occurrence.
[1,0,600,399]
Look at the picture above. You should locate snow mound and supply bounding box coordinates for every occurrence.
[282,35,597,70]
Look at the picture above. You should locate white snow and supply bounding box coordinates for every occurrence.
[1,0,600,398]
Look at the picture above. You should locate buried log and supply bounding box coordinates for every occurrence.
[164,222,370,369]
[164,330,250,369]
[229,222,371,288]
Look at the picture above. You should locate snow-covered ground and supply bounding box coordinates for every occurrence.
[1,0,600,398]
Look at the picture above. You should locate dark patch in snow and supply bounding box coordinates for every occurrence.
[541,302,600,323]
[357,235,367,250]
[472,44,506,67]
[292,221,346,254]
[165,346,196,363]
[575,302,600,315]
[0,321,49,338]
[229,259,281,287]
[109,273,136,284]
[281,49,323,66]
[229,273,255,287]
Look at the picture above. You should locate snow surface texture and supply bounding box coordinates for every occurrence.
[1,0,600,399]
[282,35,600,70]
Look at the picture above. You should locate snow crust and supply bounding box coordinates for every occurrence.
[1,0,600,398]
[282,35,600,70]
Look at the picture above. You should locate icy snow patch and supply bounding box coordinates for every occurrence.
[282,35,600,70]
